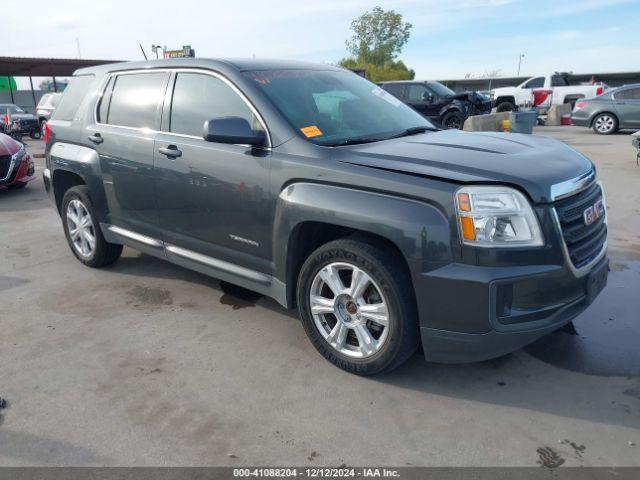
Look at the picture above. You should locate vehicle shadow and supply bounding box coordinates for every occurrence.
[0,429,113,465]
[106,251,298,319]
[98,252,638,431]
[375,346,640,430]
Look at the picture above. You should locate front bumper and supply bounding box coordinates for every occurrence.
[0,155,35,188]
[417,255,608,364]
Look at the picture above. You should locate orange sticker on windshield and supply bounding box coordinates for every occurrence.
[301,125,323,138]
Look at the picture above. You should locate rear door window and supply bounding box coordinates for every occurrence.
[382,83,405,100]
[551,75,569,87]
[106,72,167,129]
[615,87,640,100]
[51,74,95,121]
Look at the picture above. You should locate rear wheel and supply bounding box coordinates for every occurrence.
[61,186,122,267]
[441,110,465,129]
[297,238,419,375]
[592,113,618,135]
[496,101,516,112]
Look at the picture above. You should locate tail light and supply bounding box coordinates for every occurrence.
[43,121,51,142]
[533,89,552,107]
[574,101,587,110]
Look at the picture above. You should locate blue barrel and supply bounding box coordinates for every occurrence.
[509,110,538,134]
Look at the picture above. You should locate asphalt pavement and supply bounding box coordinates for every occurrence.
[0,126,638,466]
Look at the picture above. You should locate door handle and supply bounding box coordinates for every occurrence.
[88,133,103,144]
[158,146,182,158]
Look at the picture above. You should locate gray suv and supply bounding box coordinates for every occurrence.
[44,59,608,375]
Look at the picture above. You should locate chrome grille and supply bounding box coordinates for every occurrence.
[554,182,607,269]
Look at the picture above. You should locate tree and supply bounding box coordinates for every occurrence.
[340,7,414,82]
[346,6,412,66]
[340,58,414,83]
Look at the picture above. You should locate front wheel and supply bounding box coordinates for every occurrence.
[61,186,123,267]
[592,113,618,135]
[297,238,419,375]
[441,111,465,129]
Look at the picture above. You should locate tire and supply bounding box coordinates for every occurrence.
[496,101,516,112]
[30,130,41,140]
[592,113,618,135]
[297,238,419,375]
[441,110,465,129]
[61,185,123,267]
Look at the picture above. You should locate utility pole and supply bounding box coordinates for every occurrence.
[517,54,525,77]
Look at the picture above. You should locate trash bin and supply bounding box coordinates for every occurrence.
[509,110,538,134]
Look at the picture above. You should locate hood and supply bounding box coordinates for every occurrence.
[335,129,593,203]
[450,91,488,105]
[0,133,21,156]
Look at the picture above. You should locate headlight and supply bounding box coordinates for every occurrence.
[12,146,26,162]
[455,186,544,247]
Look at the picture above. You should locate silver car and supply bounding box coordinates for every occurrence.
[35,92,62,133]
[572,83,640,134]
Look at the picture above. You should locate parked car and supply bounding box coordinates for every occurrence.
[0,132,35,190]
[491,73,607,112]
[0,104,40,139]
[379,81,491,129]
[35,93,63,134]
[45,59,608,375]
[571,83,640,135]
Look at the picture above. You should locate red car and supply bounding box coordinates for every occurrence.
[0,133,34,190]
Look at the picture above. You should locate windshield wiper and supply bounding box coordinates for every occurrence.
[389,125,440,139]
[324,137,386,147]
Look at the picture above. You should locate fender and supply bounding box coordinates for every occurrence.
[48,142,108,222]
[439,105,464,120]
[273,182,454,311]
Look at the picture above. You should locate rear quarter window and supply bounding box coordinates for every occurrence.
[51,74,95,121]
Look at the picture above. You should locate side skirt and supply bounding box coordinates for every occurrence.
[102,223,288,307]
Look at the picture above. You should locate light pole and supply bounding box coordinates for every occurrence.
[517,54,525,77]
[151,44,163,59]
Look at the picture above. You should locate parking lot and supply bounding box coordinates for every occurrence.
[0,126,639,467]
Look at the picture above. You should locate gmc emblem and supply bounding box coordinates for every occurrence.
[583,199,605,226]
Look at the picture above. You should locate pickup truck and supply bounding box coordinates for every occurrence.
[492,73,607,112]
[44,59,609,375]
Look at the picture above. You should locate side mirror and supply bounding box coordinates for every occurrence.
[421,91,434,103]
[203,117,266,147]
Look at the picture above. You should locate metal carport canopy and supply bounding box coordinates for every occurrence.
[0,56,120,76]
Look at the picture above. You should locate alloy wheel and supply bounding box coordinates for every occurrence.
[66,199,96,258]
[595,115,615,134]
[309,262,390,358]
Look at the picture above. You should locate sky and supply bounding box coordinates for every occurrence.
[1,0,639,80]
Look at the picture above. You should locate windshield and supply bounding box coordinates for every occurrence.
[243,69,434,146]
[0,105,26,115]
[427,82,456,97]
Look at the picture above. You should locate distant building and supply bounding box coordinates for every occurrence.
[438,71,640,92]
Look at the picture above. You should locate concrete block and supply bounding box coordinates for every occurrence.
[463,112,511,132]
[546,103,573,126]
